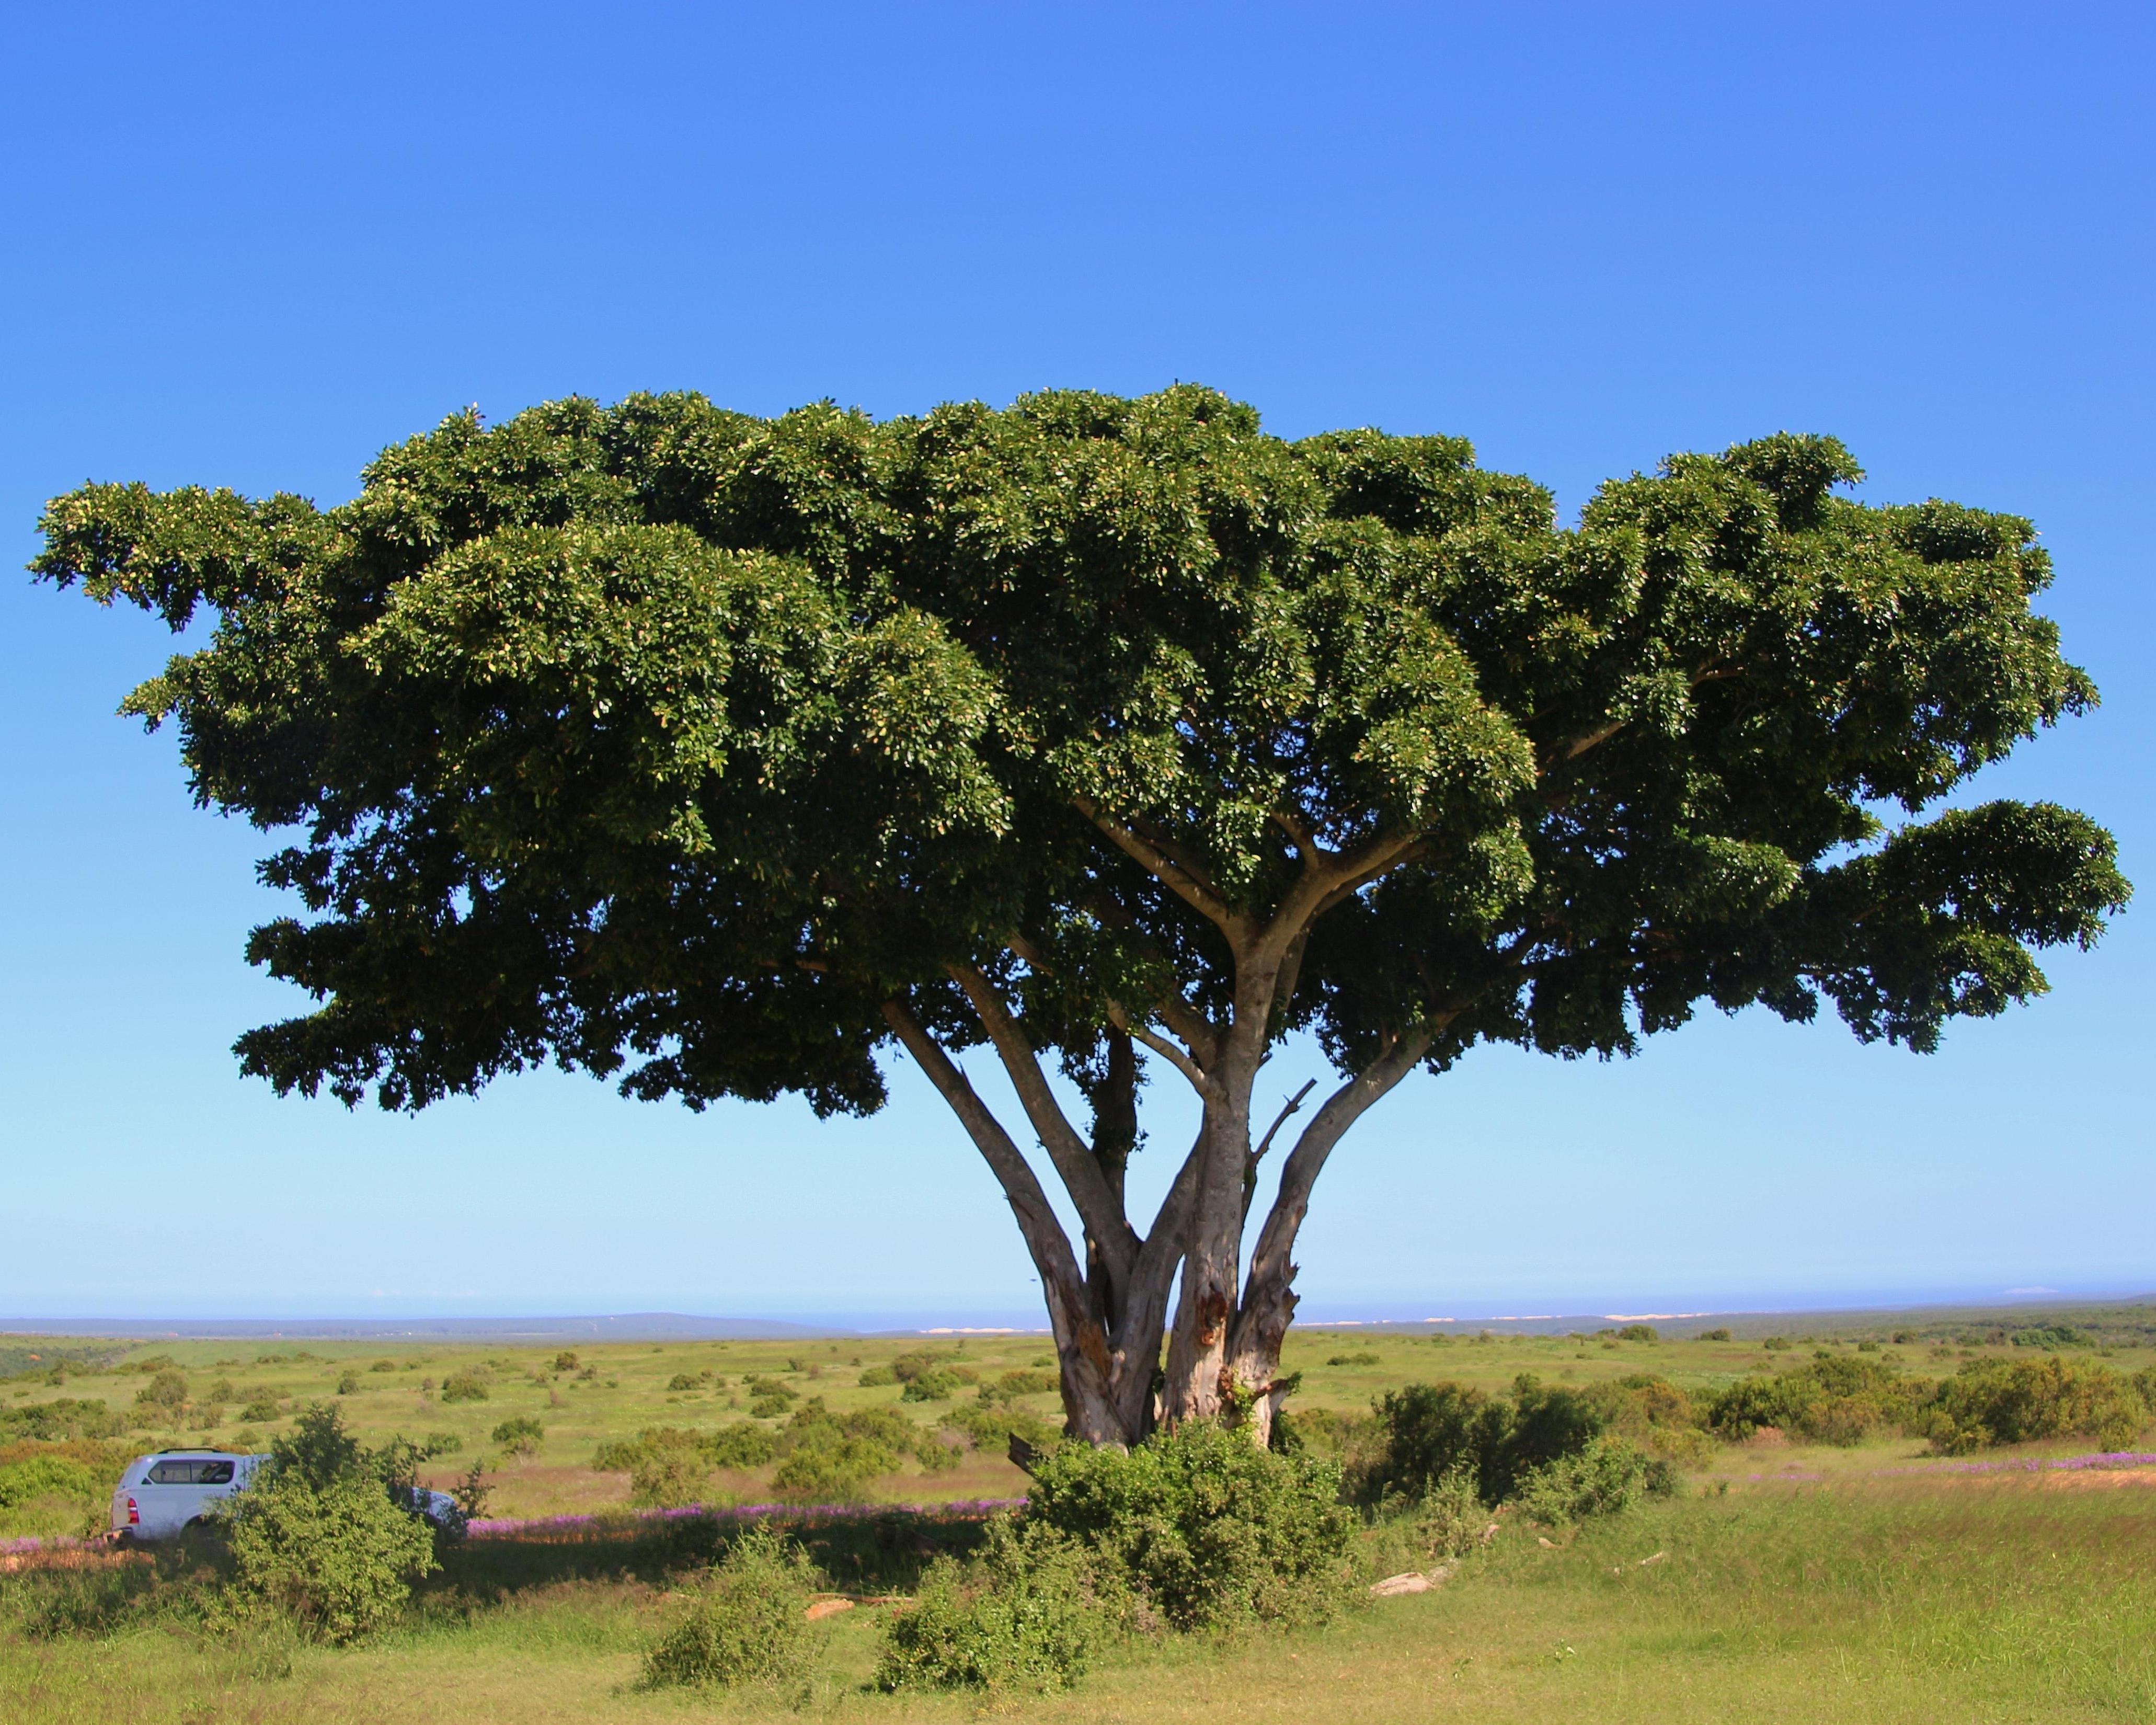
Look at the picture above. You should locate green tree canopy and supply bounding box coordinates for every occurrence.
[35,385,2127,1443]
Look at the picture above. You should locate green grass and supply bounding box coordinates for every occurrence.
[7,1470,2156,1722]
[8,1322,2156,1721]
[6,1323,2153,1532]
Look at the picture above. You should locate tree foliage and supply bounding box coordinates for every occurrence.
[34,386,2128,1440]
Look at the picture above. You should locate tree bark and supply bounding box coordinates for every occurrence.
[1219,1031,1433,1445]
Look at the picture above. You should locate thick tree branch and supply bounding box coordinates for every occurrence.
[947,965,1138,1286]
[1073,793,1240,932]
[1107,1004,1223,1104]
[880,998,1094,1334]
[1241,1026,1438,1308]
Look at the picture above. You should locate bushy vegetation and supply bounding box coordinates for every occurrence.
[877,1517,1114,1693]
[1923,1356,2152,1453]
[641,1526,822,1693]
[1706,1353,1927,1445]
[1706,1351,2154,1453]
[219,1405,442,1643]
[596,1402,963,1507]
[0,1400,131,1443]
[877,1420,1354,1694]
[1351,1374,1610,1508]
[1513,1438,1670,1525]
[1025,1419,1356,1630]
[489,1416,544,1457]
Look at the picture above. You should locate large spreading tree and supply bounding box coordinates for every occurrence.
[35,386,2127,1444]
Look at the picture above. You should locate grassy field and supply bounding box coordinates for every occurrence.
[6,1464,2156,1723]
[7,1317,2156,1722]
[12,1317,2153,1526]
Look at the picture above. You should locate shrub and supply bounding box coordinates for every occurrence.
[944,1400,1061,1453]
[369,1358,398,1374]
[1707,1355,1927,1446]
[1697,1328,1733,1342]
[134,1369,189,1412]
[1513,1438,1672,1525]
[748,1395,793,1419]
[335,1371,361,1396]
[858,1365,898,1387]
[0,1398,131,1442]
[2011,1324,2094,1351]
[1326,1352,1379,1367]
[641,1526,820,1692]
[220,1405,439,1643]
[1922,1356,2150,1453]
[0,1455,100,1509]
[239,1398,281,1424]
[1763,1336,1792,1351]
[901,1370,965,1402]
[209,1378,238,1401]
[977,1369,1056,1406]
[707,1422,778,1469]
[553,1351,579,1372]
[667,1373,702,1391]
[877,1519,1110,1693]
[1406,1465,1487,1559]
[438,1373,489,1403]
[772,1435,900,1503]
[1353,1375,1608,1509]
[631,1439,713,1509]
[490,1416,545,1457]
[1025,1419,1354,1629]
[1610,1324,1659,1343]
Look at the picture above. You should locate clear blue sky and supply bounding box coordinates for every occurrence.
[3,3,2149,1326]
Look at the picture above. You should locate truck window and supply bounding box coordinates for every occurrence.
[145,1459,236,1484]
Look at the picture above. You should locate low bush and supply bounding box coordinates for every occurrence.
[708,1422,778,1469]
[1351,1374,1608,1509]
[0,1455,103,1538]
[239,1398,281,1424]
[641,1526,822,1693]
[134,1369,189,1412]
[1327,1352,1379,1367]
[437,1373,489,1404]
[977,1369,1056,1406]
[1579,1374,1713,1464]
[1026,1419,1355,1629]
[0,1399,131,1442]
[220,1405,439,1643]
[490,1416,544,1457]
[944,1401,1060,1453]
[1513,1438,1675,1526]
[857,1365,898,1387]
[1922,1356,2150,1454]
[2011,1325,2094,1351]
[1706,1354,1927,1446]
[0,1455,99,1508]
[877,1518,1113,1693]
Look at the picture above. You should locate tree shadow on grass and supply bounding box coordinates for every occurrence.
[428,1507,994,1606]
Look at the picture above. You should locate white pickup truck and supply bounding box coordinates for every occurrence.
[111,1450,267,1540]
[110,1449,462,1541]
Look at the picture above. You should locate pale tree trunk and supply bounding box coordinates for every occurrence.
[1218,1031,1434,1446]
[882,997,1202,1447]
[894,805,1446,1447]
